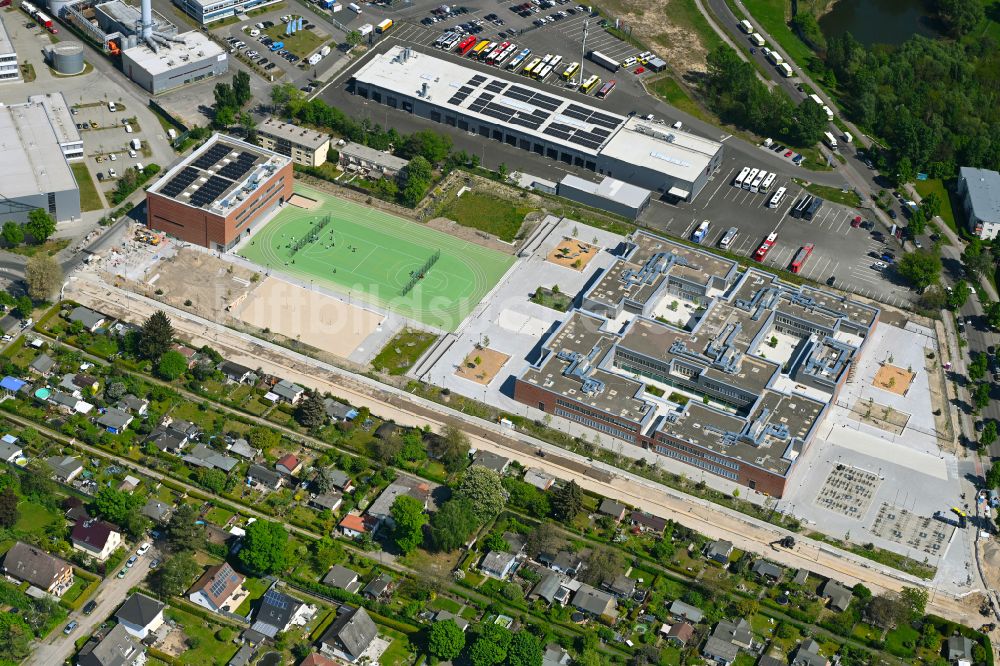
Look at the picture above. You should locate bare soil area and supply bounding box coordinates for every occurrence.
[546,237,600,271]
[849,398,911,436]
[872,364,914,396]
[455,347,511,385]
[599,0,712,76]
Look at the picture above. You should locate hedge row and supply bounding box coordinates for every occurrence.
[60,576,102,612]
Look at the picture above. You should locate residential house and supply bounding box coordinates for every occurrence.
[529,572,565,604]
[523,467,555,491]
[480,551,518,579]
[171,344,199,368]
[276,453,302,476]
[503,531,526,555]
[598,498,627,522]
[141,498,173,524]
[228,644,255,666]
[605,574,636,599]
[321,468,354,493]
[2,541,74,596]
[71,519,122,561]
[947,636,974,663]
[228,438,257,459]
[819,580,853,612]
[68,306,106,332]
[362,573,393,600]
[702,635,741,666]
[374,422,403,440]
[50,391,85,414]
[542,644,571,666]
[183,444,238,472]
[663,622,695,647]
[115,593,166,640]
[630,511,668,534]
[758,657,787,666]
[323,565,362,594]
[705,539,734,564]
[0,433,23,463]
[46,454,83,483]
[365,479,430,532]
[310,493,342,512]
[571,583,618,622]
[712,619,753,650]
[751,560,784,582]
[0,315,19,337]
[55,373,78,394]
[73,374,101,394]
[791,639,829,666]
[323,399,358,422]
[472,450,510,474]
[247,464,283,491]
[337,514,374,539]
[29,353,55,376]
[318,606,379,663]
[117,395,149,416]
[538,550,583,577]
[270,379,305,405]
[219,361,256,384]
[145,420,198,454]
[299,654,337,666]
[434,610,469,631]
[247,586,310,641]
[76,623,145,666]
[97,408,134,434]
[118,475,141,492]
[63,496,90,522]
[792,569,809,586]
[188,562,249,614]
[669,600,705,624]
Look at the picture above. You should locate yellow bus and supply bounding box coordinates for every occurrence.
[471,40,491,57]
[521,57,542,76]
[580,74,601,94]
[561,61,579,80]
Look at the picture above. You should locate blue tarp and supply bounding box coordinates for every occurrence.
[0,376,25,392]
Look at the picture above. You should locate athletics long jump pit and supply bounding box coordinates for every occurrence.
[234,277,383,358]
[238,184,516,332]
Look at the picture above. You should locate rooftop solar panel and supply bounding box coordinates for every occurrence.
[590,113,621,129]
[448,94,467,105]
[485,80,506,93]
[532,92,561,107]
[218,158,256,181]
[468,75,487,85]
[189,174,233,208]
[160,167,199,198]
[192,144,231,170]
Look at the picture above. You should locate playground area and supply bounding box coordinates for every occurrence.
[873,363,914,396]
[546,237,600,271]
[455,347,510,385]
[237,185,516,331]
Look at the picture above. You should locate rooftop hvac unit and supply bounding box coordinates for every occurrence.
[420,82,428,97]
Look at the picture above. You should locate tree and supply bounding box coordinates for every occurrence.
[24,209,56,244]
[94,486,142,525]
[430,424,470,473]
[399,130,452,164]
[427,619,465,660]
[270,82,304,111]
[24,254,62,301]
[974,382,991,410]
[139,311,175,361]
[151,551,200,597]
[311,536,343,571]
[933,0,984,36]
[156,350,189,381]
[986,301,1000,330]
[550,479,583,521]
[428,498,478,551]
[981,421,998,448]
[579,547,623,586]
[20,460,56,501]
[961,239,993,279]
[455,465,506,523]
[398,155,433,207]
[295,390,326,429]
[346,30,363,46]
[390,494,427,555]
[166,503,206,552]
[195,468,227,494]
[238,519,288,574]
[865,592,907,630]
[247,426,280,451]
[907,208,928,237]
[792,96,829,146]
[899,587,928,619]
[0,486,18,528]
[122,512,151,541]
[372,431,403,465]
[14,295,33,319]
[507,631,543,666]
[469,624,511,666]
[1,222,24,246]
[946,280,970,310]
[987,461,1000,489]
[233,70,252,107]
[896,250,941,290]
[970,352,989,382]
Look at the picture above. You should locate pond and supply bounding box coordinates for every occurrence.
[819,0,942,46]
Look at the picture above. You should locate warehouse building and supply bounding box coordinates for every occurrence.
[557,174,651,220]
[28,93,83,161]
[256,118,331,167]
[121,31,227,94]
[0,99,80,224]
[513,231,879,497]
[146,133,293,250]
[0,16,20,84]
[957,166,1000,240]
[172,0,283,24]
[350,46,723,202]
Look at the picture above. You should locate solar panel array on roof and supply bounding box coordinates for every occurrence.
[209,568,237,598]
[504,85,561,111]
[189,175,234,208]
[192,143,231,170]
[448,85,476,106]
[160,167,200,198]
[217,152,258,180]
[467,74,487,86]
[563,103,620,130]
[263,588,289,609]
[484,79,507,94]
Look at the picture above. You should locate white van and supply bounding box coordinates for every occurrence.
[348,2,361,12]
[108,101,117,112]
[124,124,133,133]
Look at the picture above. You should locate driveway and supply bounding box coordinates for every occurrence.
[26,547,157,666]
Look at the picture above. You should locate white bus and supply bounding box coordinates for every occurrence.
[549,54,563,71]
[536,64,554,80]
[823,131,838,150]
[760,172,776,193]
[808,93,823,106]
[749,32,765,46]
[750,170,767,192]
[743,168,759,190]
[768,187,787,208]
[777,62,793,77]
[719,226,739,249]
[766,50,783,65]
[738,19,753,34]
[734,166,751,188]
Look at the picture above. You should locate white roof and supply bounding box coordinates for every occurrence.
[0,101,77,199]
[560,174,651,208]
[27,93,81,148]
[122,31,225,76]
[259,117,330,150]
[0,15,15,58]
[599,116,722,184]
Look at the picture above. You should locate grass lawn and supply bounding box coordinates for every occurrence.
[14,500,60,534]
[793,179,861,208]
[659,0,725,52]
[371,328,437,375]
[648,75,712,124]
[531,287,573,312]
[234,576,272,616]
[742,0,819,72]
[165,608,240,665]
[71,162,104,212]
[914,178,960,236]
[379,628,414,666]
[264,22,324,58]
[884,623,919,658]
[204,505,235,527]
[436,191,531,243]
[8,238,72,258]
[428,596,462,614]
[60,575,89,604]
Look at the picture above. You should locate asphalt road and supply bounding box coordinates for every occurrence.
[27,548,156,666]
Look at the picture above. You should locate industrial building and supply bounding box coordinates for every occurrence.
[28,93,84,161]
[146,133,293,250]
[171,0,283,25]
[122,31,226,94]
[256,118,331,167]
[350,46,723,201]
[0,97,81,224]
[957,166,1000,240]
[557,174,651,220]
[338,142,410,178]
[0,16,20,83]
[513,231,879,497]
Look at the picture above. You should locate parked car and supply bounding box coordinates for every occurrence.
[137,542,151,555]
[64,621,78,635]
[126,555,138,568]
[117,567,127,578]
[83,600,98,615]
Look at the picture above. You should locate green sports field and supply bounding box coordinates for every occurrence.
[238,185,516,331]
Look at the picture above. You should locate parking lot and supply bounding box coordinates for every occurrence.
[217,11,335,83]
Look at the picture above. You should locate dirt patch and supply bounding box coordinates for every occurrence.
[849,398,911,435]
[455,347,510,385]
[236,277,383,358]
[546,237,600,271]
[601,0,711,77]
[872,364,914,396]
[156,627,188,657]
[288,193,320,209]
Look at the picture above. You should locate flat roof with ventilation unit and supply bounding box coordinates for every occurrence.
[599,116,723,185]
[257,117,331,151]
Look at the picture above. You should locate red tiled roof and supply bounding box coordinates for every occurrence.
[71,519,118,550]
[277,454,300,470]
[299,654,337,666]
[339,514,367,533]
